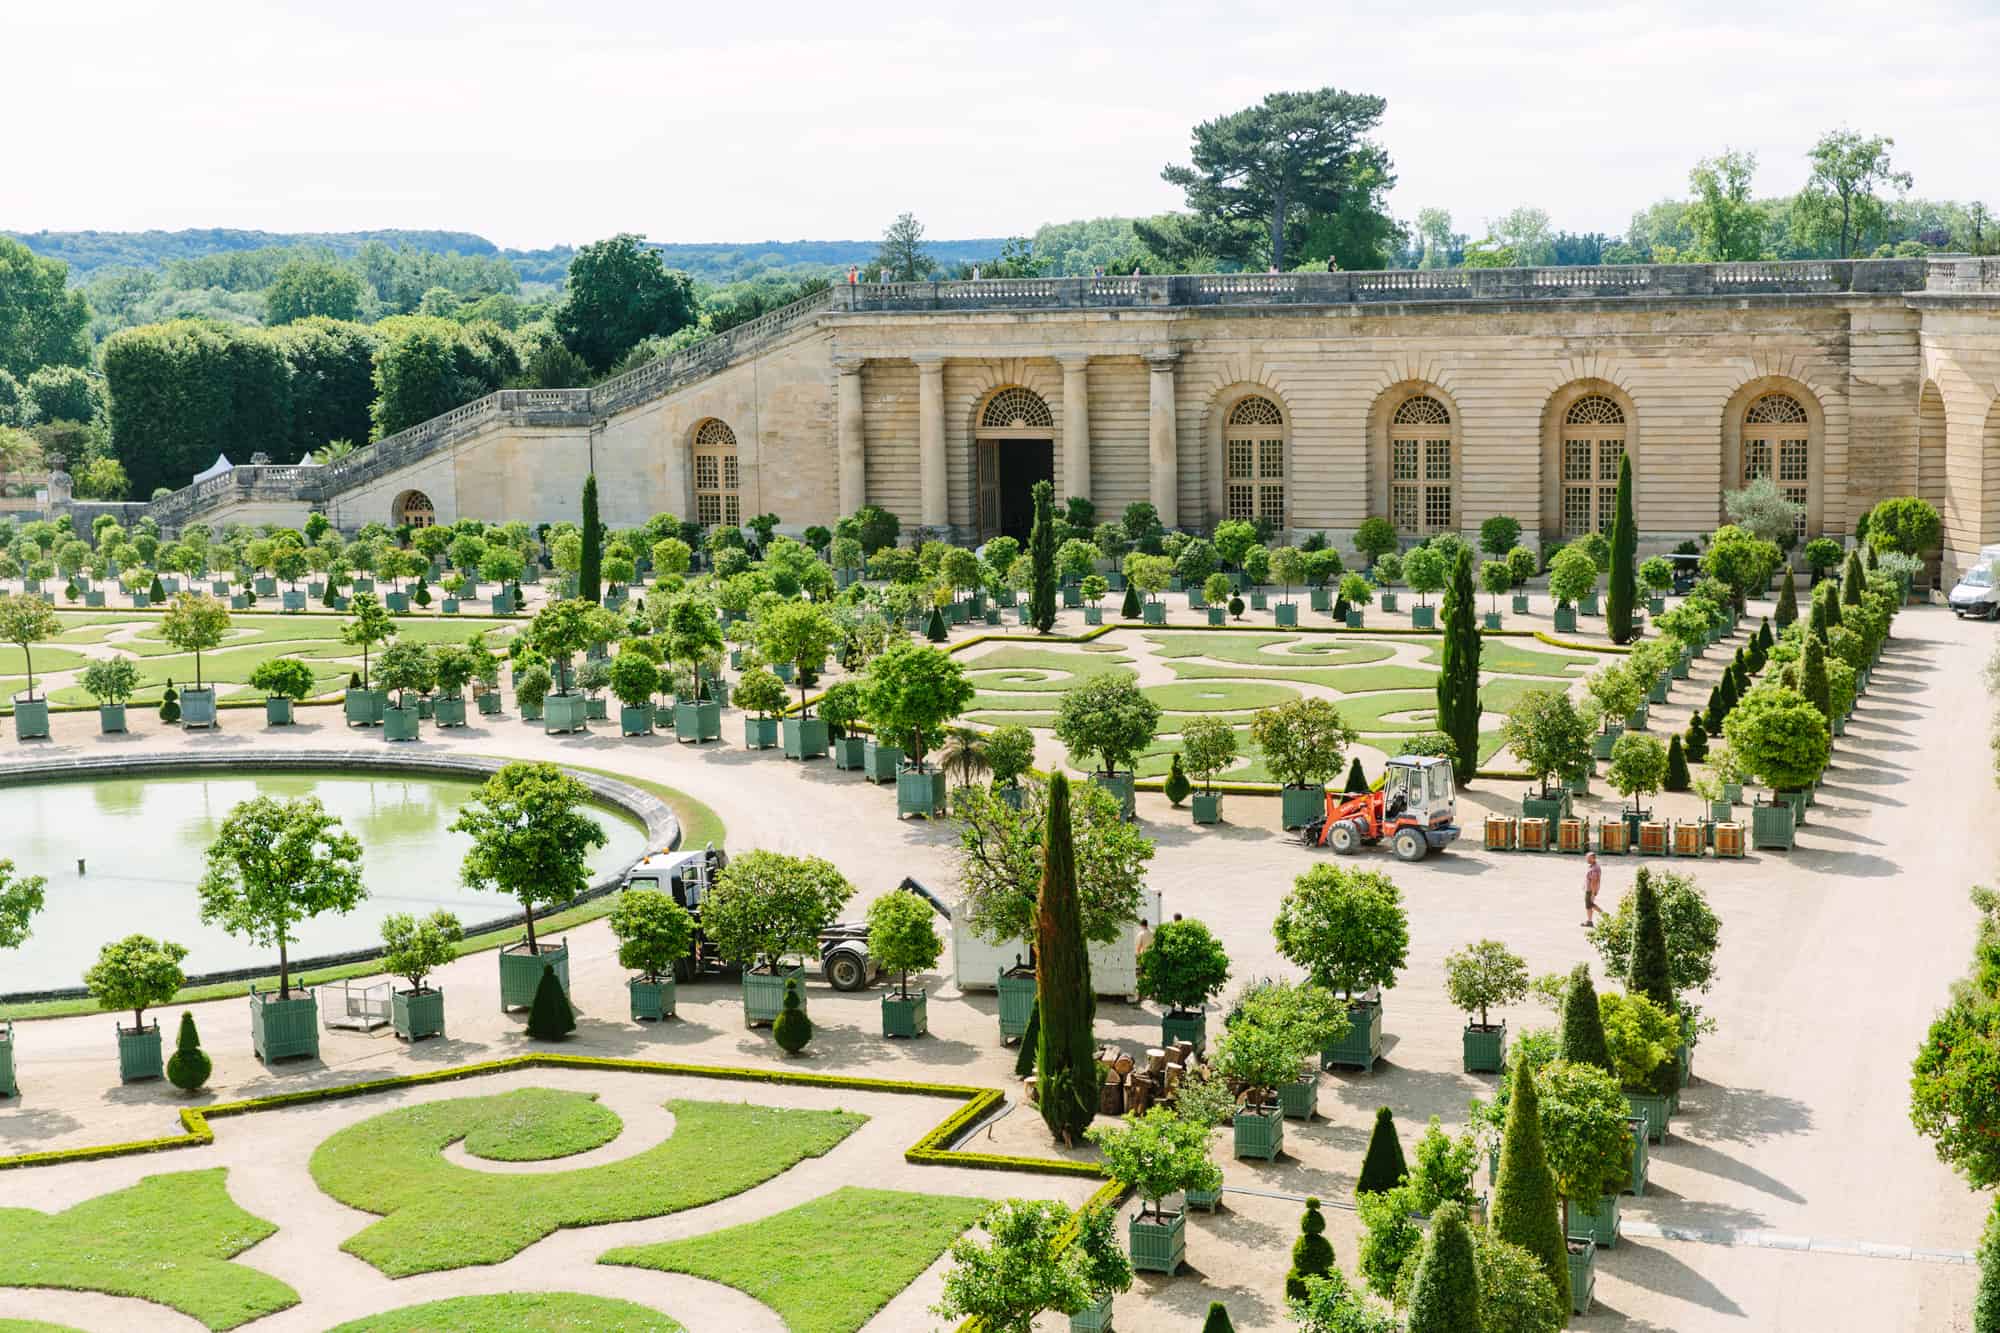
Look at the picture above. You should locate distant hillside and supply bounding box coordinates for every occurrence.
[6,228,1013,287]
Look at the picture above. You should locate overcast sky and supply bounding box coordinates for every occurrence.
[6,0,1996,250]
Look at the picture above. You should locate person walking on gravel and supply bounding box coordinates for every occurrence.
[1582,852,1602,927]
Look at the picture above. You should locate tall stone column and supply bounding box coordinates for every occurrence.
[915,354,947,530]
[835,356,866,517]
[1058,352,1091,502]
[1146,348,1180,527]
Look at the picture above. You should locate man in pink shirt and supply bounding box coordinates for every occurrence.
[1583,852,1602,927]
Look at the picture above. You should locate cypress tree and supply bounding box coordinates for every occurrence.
[772,976,813,1054]
[1808,593,1827,639]
[1405,1200,1483,1333]
[1435,547,1482,784]
[1285,1196,1335,1302]
[1606,452,1638,644]
[165,1011,211,1092]
[1801,632,1831,721]
[1684,715,1709,762]
[526,965,575,1040]
[1664,732,1690,791]
[1843,550,1866,606]
[1119,580,1141,619]
[1013,1000,1040,1078]
[1560,963,1612,1075]
[1490,1058,1569,1313]
[1344,756,1370,794]
[1034,772,1096,1144]
[1357,1106,1408,1194]
[1028,479,1058,635]
[1628,869,1674,1013]
[1774,565,1798,628]
[1975,1197,2000,1333]
[1202,1303,1237,1333]
[1819,579,1844,629]
[580,473,603,604]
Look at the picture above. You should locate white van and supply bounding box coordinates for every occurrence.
[1948,546,2000,619]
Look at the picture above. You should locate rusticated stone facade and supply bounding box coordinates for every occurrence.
[134,258,2000,573]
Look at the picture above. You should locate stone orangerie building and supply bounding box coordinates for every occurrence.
[128,257,2000,571]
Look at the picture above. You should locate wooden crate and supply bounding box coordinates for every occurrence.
[1670,822,1705,857]
[1597,819,1629,854]
[1518,818,1550,852]
[1557,818,1587,854]
[1713,822,1746,858]
[1484,815,1517,851]
[1638,821,1668,855]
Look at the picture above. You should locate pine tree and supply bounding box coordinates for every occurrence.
[1284,1196,1335,1302]
[1606,452,1638,644]
[1801,632,1831,721]
[1684,715,1709,762]
[773,976,813,1054]
[1357,1106,1408,1194]
[1775,565,1798,628]
[580,473,603,604]
[165,1011,211,1092]
[1490,1058,1570,1312]
[1013,1000,1040,1078]
[1560,963,1612,1074]
[1664,732,1690,791]
[526,964,575,1040]
[1435,547,1482,784]
[1164,753,1192,806]
[926,604,948,642]
[1034,772,1096,1144]
[1344,757,1370,794]
[1028,479,1058,635]
[1629,869,1674,1013]
[1119,580,1141,619]
[1843,550,1866,607]
[1202,1303,1237,1333]
[1975,1197,2000,1333]
[1405,1200,1483,1333]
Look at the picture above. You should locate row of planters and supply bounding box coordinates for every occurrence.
[2,589,235,738]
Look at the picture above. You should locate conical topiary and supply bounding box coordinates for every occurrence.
[1663,732,1690,792]
[1775,567,1798,628]
[1201,1302,1236,1333]
[1405,1200,1482,1333]
[1490,1057,1569,1313]
[1843,550,1866,607]
[525,964,575,1040]
[149,573,165,601]
[1164,753,1192,807]
[1284,1196,1335,1302]
[349,670,363,689]
[773,976,813,1054]
[1013,999,1040,1078]
[159,680,180,724]
[1560,963,1612,1075]
[1344,757,1369,794]
[925,604,948,642]
[1357,1106,1407,1194]
[1629,869,1674,1014]
[1757,616,1774,653]
[165,1010,211,1092]
[1684,714,1709,763]
[1120,581,1141,620]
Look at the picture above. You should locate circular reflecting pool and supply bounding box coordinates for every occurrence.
[2,771,651,991]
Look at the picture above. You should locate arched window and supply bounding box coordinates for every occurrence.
[1561,396,1626,537]
[1224,396,1286,528]
[394,490,436,530]
[1390,396,1455,535]
[979,387,1054,431]
[692,419,740,527]
[1742,394,1809,539]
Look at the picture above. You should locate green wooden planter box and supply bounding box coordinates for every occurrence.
[1750,802,1796,850]
[393,988,446,1040]
[1142,601,1167,625]
[254,576,277,595]
[997,783,1026,810]
[1411,605,1435,629]
[1206,606,1226,625]
[131,592,150,608]
[882,988,928,1037]
[1625,1089,1669,1142]
[118,1021,163,1082]
[864,739,903,782]
[1091,771,1136,821]
[1323,999,1383,1072]
[1274,601,1299,626]
[1062,585,1081,608]
[1648,594,1667,614]
[1569,1192,1620,1250]
[12,698,49,741]
[1553,605,1577,633]
[783,716,829,759]
[344,688,386,726]
[1648,674,1670,704]
[1591,726,1623,759]
[1580,590,1600,616]
[477,689,502,715]
[1722,781,1743,804]
[99,703,127,734]
[539,692,587,734]
[1281,784,1326,830]
[179,686,219,728]
[1345,609,1365,627]
[1625,703,1649,731]
[1567,770,1591,797]
[1625,1116,1649,1195]
[585,697,610,721]
[1068,1293,1114,1332]
[434,696,467,728]
[1463,1021,1506,1073]
[1233,1104,1284,1160]
[1568,1239,1596,1315]
[384,592,408,613]
[1191,791,1221,824]
[1380,591,1400,612]
[743,965,805,1027]
[997,970,1037,1041]
[896,765,947,817]
[1277,1070,1318,1120]
[1780,787,1809,824]
[618,704,653,736]
[491,592,514,615]
[499,940,569,1011]
[1128,1209,1186,1275]
[1250,588,1268,610]
[1161,1010,1207,1054]
[87,590,109,608]
[1483,611,1502,630]
[743,715,780,749]
[249,991,319,1064]
[833,735,867,769]
[0,1022,14,1096]
[629,977,677,1021]
[1082,606,1102,624]
[442,598,460,614]
[1184,1185,1223,1211]
[1512,593,1530,613]
[675,699,721,742]
[383,704,421,741]
[1673,652,1691,679]
[261,697,293,726]
[1310,587,1331,612]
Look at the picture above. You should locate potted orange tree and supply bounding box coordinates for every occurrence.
[1274,864,1409,1074]
[84,933,187,1083]
[868,889,942,1037]
[701,850,852,1026]
[1137,918,1230,1053]
[381,910,462,1040]
[1445,938,1528,1074]
[1086,1106,1221,1276]
[610,886,694,1021]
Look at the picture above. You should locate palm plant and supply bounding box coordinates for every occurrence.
[938,725,992,790]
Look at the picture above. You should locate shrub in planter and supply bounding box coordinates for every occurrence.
[1138,917,1230,1052]
[158,592,232,724]
[1164,752,1192,807]
[608,648,660,736]
[933,1198,1097,1330]
[865,638,975,778]
[819,679,869,768]
[452,761,608,993]
[1445,938,1528,1074]
[1067,1201,1135,1332]
[703,849,853,1020]
[1599,988,1681,1139]
[85,932,188,1082]
[165,1011,211,1092]
[1587,866,1721,1046]
[1251,697,1360,829]
[1222,978,1347,1118]
[1,592,60,738]
[868,889,941,1036]
[1536,1058,1636,1263]
[611,887,694,1020]
[513,662,552,719]
[985,722,1037,794]
[1274,863,1409,1070]
[1179,715,1237,825]
[248,657,317,726]
[1500,687,1594,811]
[1722,683,1830,815]
[1085,1106,1221,1274]
[772,976,813,1054]
[381,909,462,1040]
[377,640,436,740]
[1053,674,1160,818]
[197,794,366,1010]
[80,656,142,734]
[1404,1201,1482,1331]
[1606,730,1667,819]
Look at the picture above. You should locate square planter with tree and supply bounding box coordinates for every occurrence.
[865,638,976,816]
[1274,863,1409,1074]
[611,884,695,1021]
[1253,697,1359,830]
[1178,716,1236,827]
[701,849,853,1028]
[381,909,462,1040]
[1138,918,1229,1056]
[80,657,142,736]
[1087,1107,1220,1276]
[85,933,187,1083]
[2,594,61,740]
[1219,979,1347,1122]
[1446,938,1527,1074]
[869,890,942,1037]
[250,658,316,727]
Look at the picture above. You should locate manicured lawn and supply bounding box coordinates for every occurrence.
[0,645,89,676]
[1143,632,1395,666]
[0,1322,85,1333]
[1142,680,1299,712]
[602,1186,991,1333]
[328,1293,683,1332]
[1418,637,1600,677]
[0,1169,298,1330]
[960,645,1136,692]
[1164,660,1440,692]
[311,1090,866,1275]
[456,1087,624,1161]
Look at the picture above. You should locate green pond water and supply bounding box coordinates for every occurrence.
[1,772,651,992]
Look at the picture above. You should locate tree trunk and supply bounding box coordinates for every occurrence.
[522,898,539,952]
[278,941,290,1000]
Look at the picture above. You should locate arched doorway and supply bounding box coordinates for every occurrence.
[974,387,1054,542]
[394,490,436,529]
[1741,392,1812,541]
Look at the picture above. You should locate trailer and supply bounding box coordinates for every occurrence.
[949,886,1161,1002]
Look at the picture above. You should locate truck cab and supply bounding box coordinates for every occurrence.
[622,844,728,978]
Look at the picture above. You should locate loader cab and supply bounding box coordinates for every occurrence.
[1383,756,1455,827]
